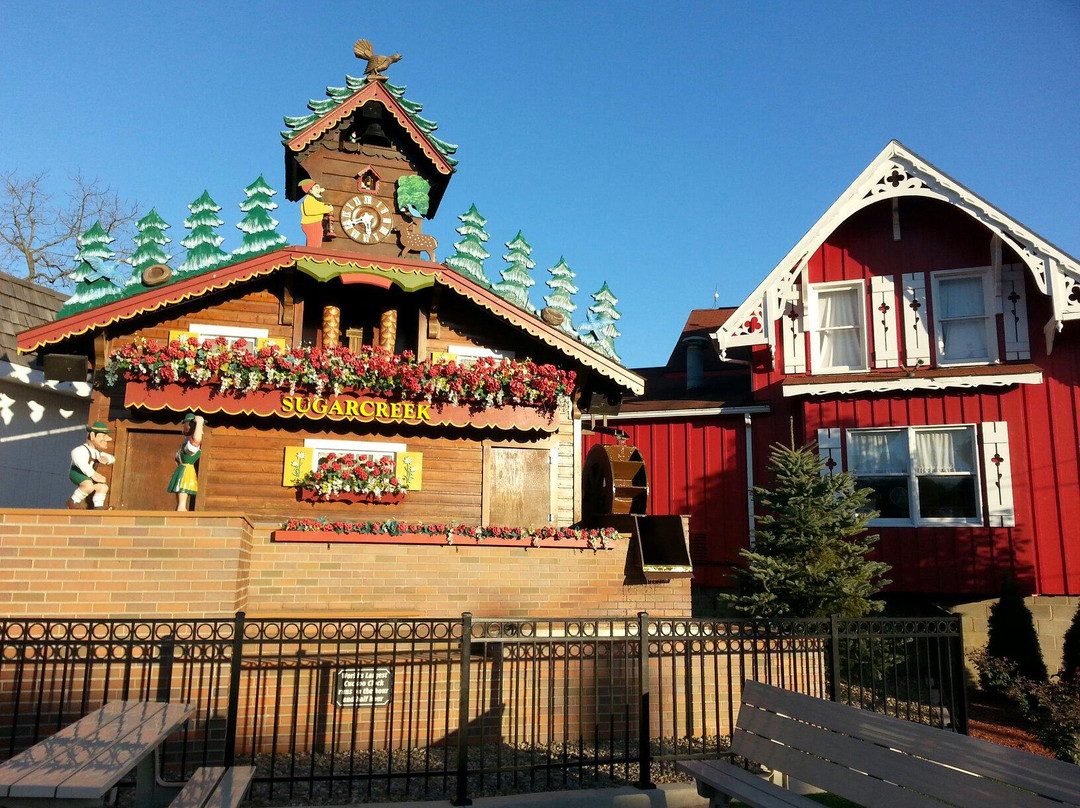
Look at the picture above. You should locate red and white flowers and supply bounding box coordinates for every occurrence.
[299,453,406,501]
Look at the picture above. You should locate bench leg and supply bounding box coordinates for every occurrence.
[133,753,184,808]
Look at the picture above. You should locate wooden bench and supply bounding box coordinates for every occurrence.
[677,680,1080,808]
[0,702,254,808]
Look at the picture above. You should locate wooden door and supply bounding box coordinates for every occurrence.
[484,446,551,529]
[118,428,184,510]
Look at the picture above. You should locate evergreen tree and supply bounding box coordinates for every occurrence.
[125,208,171,293]
[444,204,491,287]
[233,174,288,258]
[60,221,121,316]
[543,257,578,335]
[722,442,891,618]
[492,230,536,311]
[1062,604,1080,682]
[579,282,622,361]
[178,191,229,276]
[984,574,1048,686]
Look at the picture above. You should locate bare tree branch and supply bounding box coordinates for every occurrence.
[0,170,138,288]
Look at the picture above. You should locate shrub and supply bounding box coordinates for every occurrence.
[1061,603,1080,682]
[982,574,1047,689]
[971,649,1080,764]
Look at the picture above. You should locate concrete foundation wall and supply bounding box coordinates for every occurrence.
[949,595,1079,677]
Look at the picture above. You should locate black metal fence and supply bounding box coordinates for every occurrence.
[0,613,966,804]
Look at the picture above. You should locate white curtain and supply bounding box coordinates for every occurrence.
[937,277,986,360]
[817,287,863,369]
[848,430,907,475]
[914,429,974,474]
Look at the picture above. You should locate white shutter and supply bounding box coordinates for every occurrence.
[902,273,932,366]
[981,421,1015,527]
[817,428,843,477]
[1000,264,1031,361]
[870,275,899,368]
[781,298,807,374]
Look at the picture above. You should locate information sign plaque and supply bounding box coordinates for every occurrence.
[334,667,393,708]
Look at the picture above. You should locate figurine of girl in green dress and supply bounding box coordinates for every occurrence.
[168,413,204,511]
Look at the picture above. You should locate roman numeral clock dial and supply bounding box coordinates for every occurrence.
[340,195,393,244]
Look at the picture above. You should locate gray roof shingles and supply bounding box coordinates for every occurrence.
[0,271,67,366]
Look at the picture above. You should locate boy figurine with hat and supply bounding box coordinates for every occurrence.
[299,180,334,247]
[169,413,205,511]
[66,422,115,509]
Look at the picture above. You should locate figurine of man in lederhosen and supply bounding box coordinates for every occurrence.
[168,413,204,511]
[66,421,115,509]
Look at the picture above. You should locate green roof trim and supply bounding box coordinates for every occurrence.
[281,77,458,166]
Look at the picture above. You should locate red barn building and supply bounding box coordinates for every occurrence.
[589,141,1080,663]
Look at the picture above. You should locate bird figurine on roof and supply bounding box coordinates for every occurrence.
[354,39,401,81]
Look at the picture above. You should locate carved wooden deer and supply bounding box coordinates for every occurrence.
[397,213,437,261]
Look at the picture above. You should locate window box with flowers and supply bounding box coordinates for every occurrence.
[297,452,415,504]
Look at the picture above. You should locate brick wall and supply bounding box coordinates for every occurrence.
[0,511,691,619]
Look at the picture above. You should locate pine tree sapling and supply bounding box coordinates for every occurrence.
[983,574,1048,687]
[125,208,171,292]
[178,191,229,276]
[579,281,622,361]
[444,204,491,287]
[723,442,891,618]
[493,230,536,311]
[60,221,122,315]
[396,175,430,218]
[543,257,578,334]
[233,175,288,257]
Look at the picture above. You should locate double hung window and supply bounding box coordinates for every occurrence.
[811,282,867,372]
[931,270,997,365]
[847,425,981,525]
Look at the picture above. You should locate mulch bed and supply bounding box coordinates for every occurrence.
[965,691,1053,758]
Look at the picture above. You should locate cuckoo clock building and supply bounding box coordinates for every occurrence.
[7,42,697,620]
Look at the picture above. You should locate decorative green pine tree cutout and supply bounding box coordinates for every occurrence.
[492,230,535,311]
[124,208,171,293]
[543,257,578,335]
[579,281,622,361]
[178,191,229,276]
[444,204,491,287]
[233,175,288,258]
[59,222,122,316]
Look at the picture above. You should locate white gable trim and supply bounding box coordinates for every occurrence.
[715,141,1080,358]
[782,369,1043,397]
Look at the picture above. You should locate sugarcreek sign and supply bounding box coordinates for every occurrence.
[124,381,559,432]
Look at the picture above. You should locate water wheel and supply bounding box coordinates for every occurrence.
[582,442,649,520]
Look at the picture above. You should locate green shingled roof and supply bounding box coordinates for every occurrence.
[281,76,458,167]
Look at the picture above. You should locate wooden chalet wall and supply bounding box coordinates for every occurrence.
[750,198,1080,596]
[88,273,582,526]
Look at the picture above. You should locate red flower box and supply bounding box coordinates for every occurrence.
[298,490,406,505]
[271,530,610,550]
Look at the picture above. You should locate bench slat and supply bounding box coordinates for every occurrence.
[169,767,255,808]
[0,702,161,798]
[735,730,946,808]
[741,681,1080,805]
[736,705,1061,808]
[676,759,820,808]
[55,702,192,799]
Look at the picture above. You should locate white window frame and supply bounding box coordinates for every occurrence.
[189,323,269,350]
[808,280,868,374]
[847,424,983,527]
[930,268,998,366]
[447,344,515,366]
[302,438,406,468]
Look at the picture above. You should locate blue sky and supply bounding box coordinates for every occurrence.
[2,1,1077,368]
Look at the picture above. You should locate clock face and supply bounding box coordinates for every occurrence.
[340,195,393,245]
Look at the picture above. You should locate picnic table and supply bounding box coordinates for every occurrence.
[0,701,194,808]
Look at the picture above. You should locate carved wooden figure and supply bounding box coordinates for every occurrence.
[398,214,437,261]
